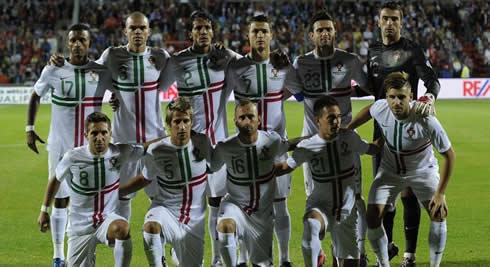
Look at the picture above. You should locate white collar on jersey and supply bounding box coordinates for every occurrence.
[246,54,270,64]
[125,45,149,56]
[64,58,91,69]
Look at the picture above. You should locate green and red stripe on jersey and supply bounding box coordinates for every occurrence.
[112,55,159,143]
[178,57,224,145]
[51,69,103,148]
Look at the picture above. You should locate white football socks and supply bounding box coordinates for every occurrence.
[356,197,367,255]
[143,232,163,267]
[51,207,67,260]
[368,225,390,267]
[208,205,221,263]
[218,232,236,267]
[302,218,322,267]
[274,200,291,263]
[114,238,132,267]
[429,221,447,267]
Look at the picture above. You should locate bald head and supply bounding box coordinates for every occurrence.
[126,12,149,26]
[124,12,151,53]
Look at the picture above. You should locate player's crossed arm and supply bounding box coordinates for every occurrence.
[37,176,61,232]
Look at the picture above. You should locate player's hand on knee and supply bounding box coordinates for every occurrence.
[429,193,448,221]
[414,93,436,116]
[208,42,231,70]
[109,93,120,111]
[38,212,50,232]
[270,49,290,70]
[49,53,65,67]
[26,130,45,154]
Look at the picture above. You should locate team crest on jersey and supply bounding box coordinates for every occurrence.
[407,127,415,138]
[259,146,272,160]
[109,157,120,170]
[270,68,282,81]
[333,62,346,75]
[340,141,349,155]
[119,65,128,80]
[147,56,157,70]
[88,71,99,84]
[193,147,204,161]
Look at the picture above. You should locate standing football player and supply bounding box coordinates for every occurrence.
[225,14,293,267]
[347,72,454,267]
[366,2,441,265]
[27,24,112,267]
[161,10,240,266]
[284,10,371,266]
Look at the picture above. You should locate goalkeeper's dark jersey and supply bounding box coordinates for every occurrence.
[367,37,440,100]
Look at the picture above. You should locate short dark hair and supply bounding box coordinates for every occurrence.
[68,23,90,34]
[85,112,111,132]
[189,10,215,31]
[313,96,339,117]
[250,14,269,24]
[383,72,411,92]
[379,1,404,19]
[309,10,334,32]
[165,97,193,125]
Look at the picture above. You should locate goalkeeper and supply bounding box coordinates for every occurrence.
[363,1,441,265]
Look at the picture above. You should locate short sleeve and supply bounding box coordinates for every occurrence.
[158,57,177,92]
[55,151,72,182]
[283,57,303,95]
[95,47,111,66]
[427,117,452,153]
[287,144,308,169]
[33,65,54,97]
[369,99,388,120]
[347,130,369,155]
[141,154,157,181]
[350,54,368,89]
[210,142,226,172]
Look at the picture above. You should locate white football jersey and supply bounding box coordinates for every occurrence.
[55,143,144,235]
[34,60,112,154]
[287,132,369,217]
[226,56,288,136]
[370,100,452,174]
[97,46,172,143]
[164,48,240,145]
[212,131,289,215]
[284,49,367,134]
[142,133,212,236]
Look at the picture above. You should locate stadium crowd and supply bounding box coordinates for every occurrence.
[0,0,488,84]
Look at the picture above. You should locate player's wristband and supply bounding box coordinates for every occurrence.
[26,125,35,132]
[40,204,50,213]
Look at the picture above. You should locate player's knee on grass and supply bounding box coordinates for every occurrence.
[54,197,69,208]
[218,218,236,233]
[108,219,130,240]
[366,204,385,228]
[208,196,222,207]
[421,201,446,222]
[143,221,162,234]
[303,210,325,233]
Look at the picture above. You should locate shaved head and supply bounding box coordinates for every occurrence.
[126,11,149,26]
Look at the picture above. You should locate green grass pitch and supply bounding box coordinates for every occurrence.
[0,100,489,266]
